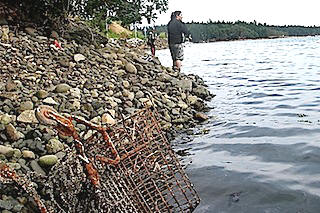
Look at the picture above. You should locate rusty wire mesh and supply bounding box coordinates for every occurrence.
[81,106,201,212]
[0,106,200,212]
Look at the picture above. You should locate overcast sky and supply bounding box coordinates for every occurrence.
[153,0,319,26]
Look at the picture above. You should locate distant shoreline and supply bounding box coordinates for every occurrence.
[154,34,319,49]
[194,34,320,43]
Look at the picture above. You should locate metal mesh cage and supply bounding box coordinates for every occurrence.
[84,106,200,212]
[1,106,200,213]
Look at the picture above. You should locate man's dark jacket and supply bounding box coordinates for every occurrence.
[167,19,190,45]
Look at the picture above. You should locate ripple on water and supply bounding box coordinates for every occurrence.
[217,126,320,138]
[274,104,297,109]
[158,36,320,212]
[243,92,283,98]
[311,87,320,91]
[272,112,301,117]
[239,101,264,105]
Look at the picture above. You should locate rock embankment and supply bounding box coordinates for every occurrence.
[0,23,214,212]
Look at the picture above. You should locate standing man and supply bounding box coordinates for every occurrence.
[167,11,191,71]
[147,29,156,56]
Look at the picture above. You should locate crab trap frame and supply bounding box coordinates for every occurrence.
[1,105,200,212]
[95,106,200,212]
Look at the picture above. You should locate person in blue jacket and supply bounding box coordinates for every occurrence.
[167,11,191,71]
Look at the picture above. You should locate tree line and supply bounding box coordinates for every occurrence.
[1,0,168,30]
[156,20,320,43]
[2,0,319,42]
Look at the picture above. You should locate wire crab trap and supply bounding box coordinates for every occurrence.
[1,105,200,212]
[96,106,200,212]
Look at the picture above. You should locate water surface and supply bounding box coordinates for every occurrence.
[158,36,320,213]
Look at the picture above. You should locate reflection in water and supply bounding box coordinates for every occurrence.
[158,36,320,212]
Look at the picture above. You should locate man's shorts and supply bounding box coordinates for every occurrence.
[169,44,184,61]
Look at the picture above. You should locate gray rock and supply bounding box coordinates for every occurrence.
[1,114,12,125]
[172,108,180,115]
[37,36,48,41]
[194,112,209,121]
[70,88,81,99]
[5,124,23,141]
[158,73,173,82]
[22,150,36,159]
[25,27,37,37]
[193,86,211,100]
[55,83,71,93]
[172,117,188,124]
[0,199,13,210]
[0,145,14,157]
[135,63,144,71]
[134,57,149,64]
[59,58,70,67]
[166,99,176,108]
[56,151,66,160]
[6,162,21,170]
[17,110,39,124]
[74,53,86,62]
[19,101,34,112]
[35,90,49,99]
[46,138,64,154]
[177,79,193,92]
[125,63,137,74]
[43,97,59,105]
[153,57,161,65]
[161,122,172,130]
[51,30,59,39]
[122,80,130,88]
[101,113,116,125]
[30,160,46,175]
[12,149,22,159]
[38,155,58,167]
[0,17,8,25]
[135,91,144,99]
[115,69,126,77]
[123,89,135,101]
[18,158,31,171]
[12,203,24,212]
[177,101,189,110]
[187,96,198,105]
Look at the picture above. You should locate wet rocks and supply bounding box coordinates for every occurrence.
[194,112,209,121]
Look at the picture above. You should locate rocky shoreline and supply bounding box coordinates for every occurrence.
[0,22,214,212]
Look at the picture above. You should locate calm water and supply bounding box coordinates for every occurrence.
[158,36,320,213]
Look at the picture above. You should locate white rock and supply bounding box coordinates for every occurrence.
[74,53,86,62]
[43,97,59,105]
[101,113,116,125]
[17,110,39,123]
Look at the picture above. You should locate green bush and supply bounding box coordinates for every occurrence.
[159,32,167,39]
[107,31,121,39]
[128,31,145,39]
